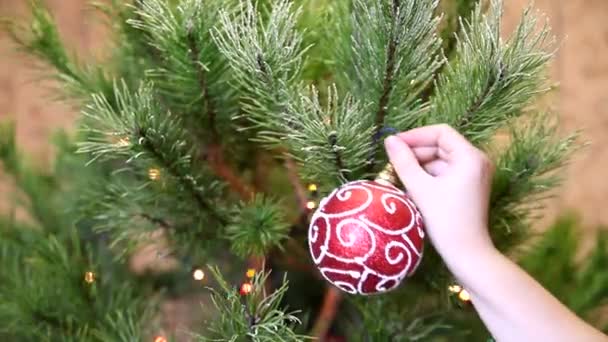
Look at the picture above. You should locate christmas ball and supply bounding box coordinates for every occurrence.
[308,179,425,295]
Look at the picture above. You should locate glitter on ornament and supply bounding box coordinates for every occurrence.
[458,289,471,302]
[240,282,253,296]
[246,268,256,278]
[448,284,462,293]
[148,168,161,181]
[193,268,205,281]
[308,176,425,295]
[153,336,168,342]
[306,200,317,210]
[84,271,96,284]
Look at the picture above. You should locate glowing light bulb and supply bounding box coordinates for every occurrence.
[448,284,462,293]
[116,137,130,147]
[153,336,168,342]
[193,269,205,281]
[246,268,256,278]
[148,168,161,181]
[240,282,253,296]
[307,184,318,192]
[458,289,471,302]
[306,201,317,210]
[84,271,96,284]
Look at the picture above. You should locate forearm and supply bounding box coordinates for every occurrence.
[442,243,606,342]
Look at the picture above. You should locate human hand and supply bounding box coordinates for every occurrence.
[384,124,495,261]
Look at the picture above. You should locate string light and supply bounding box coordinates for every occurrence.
[193,268,205,281]
[240,282,253,296]
[148,168,161,181]
[153,336,168,342]
[448,284,462,293]
[84,271,96,284]
[116,136,130,147]
[307,184,318,192]
[246,268,256,279]
[306,201,317,210]
[458,289,471,302]
[449,284,471,302]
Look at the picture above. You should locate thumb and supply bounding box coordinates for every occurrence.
[384,135,428,193]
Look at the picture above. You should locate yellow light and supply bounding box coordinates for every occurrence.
[148,168,161,181]
[448,284,462,293]
[458,289,471,302]
[307,184,318,192]
[193,269,205,281]
[246,268,256,278]
[116,136,130,147]
[153,336,168,342]
[306,201,317,210]
[84,271,96,284]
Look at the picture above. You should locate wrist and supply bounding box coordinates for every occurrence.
[436,231,498,275]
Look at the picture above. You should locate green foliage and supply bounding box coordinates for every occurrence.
[0,124,154,341]
[490,116,578,252]
[520,215,608,325]
[283,86,376,185]
[439,0,479,56]
[347,285,458,341]
[0,227,153,341]
[225,196,291,258]
[198,267,308,341]
[128,0,236,137]
[0,122,65,234]
[212,0,308,147]
[428,0,554,144]
[334,0,443,134]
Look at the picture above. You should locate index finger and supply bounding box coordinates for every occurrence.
[397,124,473,155]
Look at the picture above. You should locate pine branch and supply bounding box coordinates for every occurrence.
[284,156,309,214]
[224,196,291,258]
[139,213,173,231]
[439,0,480,58]
[489,115,578,252]
[199,267,308,341]
[128,0,234,126]
[332,0,442,172]
[185,29,218,141]
[282,86,375,186]
[213,0,307,147]
[77,81,226,225]
[428,0,554,144]
[328,132,348,182]
[206,145,254,201]
[311,287,342,339]
[0,122,64,234]
[0,224,152,340]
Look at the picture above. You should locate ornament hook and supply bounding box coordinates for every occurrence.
[375,163,401,187]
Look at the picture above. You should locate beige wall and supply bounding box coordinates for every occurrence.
[1,0,608,228]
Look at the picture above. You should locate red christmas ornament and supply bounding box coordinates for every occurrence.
[308,176,425,295]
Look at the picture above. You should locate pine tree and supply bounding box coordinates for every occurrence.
[1,0,606,341]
